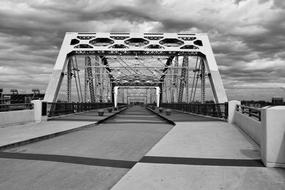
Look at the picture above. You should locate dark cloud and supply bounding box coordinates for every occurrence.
[0,0,284,100]
[234,0,247,5]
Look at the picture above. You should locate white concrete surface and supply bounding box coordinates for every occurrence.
[31,100,42,123]
[233,110,261,145]
[111,163,285,190]
[0,110,34,126]
[156,87,160,107]
[146,121,260,159]
[114,86,118,108]
[0,121,93,147]
[111,114,285,190]
[261,106,285,168]
[228,100,240,124]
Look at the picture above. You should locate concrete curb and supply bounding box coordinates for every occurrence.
[0,107,128,151]
[146,107,175,126]
[97,107,128,124]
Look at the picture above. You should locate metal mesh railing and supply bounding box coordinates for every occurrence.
[0,103,34,112]
[236,105,261,121]
[160,103,228,119]
[47,102,114,117]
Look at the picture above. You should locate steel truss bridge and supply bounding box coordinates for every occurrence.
[44,32,228,107]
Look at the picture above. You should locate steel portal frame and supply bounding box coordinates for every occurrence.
[44,32,228,104]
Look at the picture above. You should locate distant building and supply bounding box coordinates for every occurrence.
[241,100,269,108]
[272,97,283,105]
[0,88,45,104]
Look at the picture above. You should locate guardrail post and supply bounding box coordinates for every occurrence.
[228,100,241,123]
[224,102,228,119]
[31,100,47,123]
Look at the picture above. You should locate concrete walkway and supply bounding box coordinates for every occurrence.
[0,106,173,190]
[112,113,285,189]
[1,106,285,189]
[0,109,124,150]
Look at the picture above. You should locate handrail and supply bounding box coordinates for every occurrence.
[0,103,34,112]
[236,105,261,121]
[46,102,121,117]
[159,102,228,119]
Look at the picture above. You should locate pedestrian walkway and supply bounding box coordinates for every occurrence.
[0,106,284,190]
[105,106,166,124]
[111,111,285,190]
[0,109,124,150]
[0,106,173,190]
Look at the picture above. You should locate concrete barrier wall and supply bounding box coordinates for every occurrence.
[0,110,35,126]
[231,104,285,168]
[261,106,285,167]
[233,110,261,146]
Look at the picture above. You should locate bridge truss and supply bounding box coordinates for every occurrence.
[44,32,228,105]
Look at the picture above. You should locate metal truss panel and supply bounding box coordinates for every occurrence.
[44,32,228,104]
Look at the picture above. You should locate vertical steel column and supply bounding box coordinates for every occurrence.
[172,56,179,102]
[163,82,168,103]
[114,86,119,108]
[111,83,115,103]
[201,59,206,103]
[186,58,190,103]
[159,84,163,106]
[171,64,175,103]
[74,56,83,102]
[67,58,72,103]
[94,56,100,102]
[85,56,95,102]
[178,56,189,103]
[84,60,87,102]
[122,88,125,103]
[155,86,160,107]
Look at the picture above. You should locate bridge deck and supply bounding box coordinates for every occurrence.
[0,106,284,189]
[0,106,173,190]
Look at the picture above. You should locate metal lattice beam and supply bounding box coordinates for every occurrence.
[178,56,189,103]
[85,56,95,102]
[67,58,72,102]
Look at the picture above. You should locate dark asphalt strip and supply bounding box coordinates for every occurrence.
[140,156,264,167]
[105,122,166,124]
[0,152,264,168]
[0,152,136,169]
[48,118,100,121]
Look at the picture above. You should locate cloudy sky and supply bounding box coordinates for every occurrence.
[0,0,284,100]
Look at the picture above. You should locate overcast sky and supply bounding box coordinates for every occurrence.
[0,0,284,100]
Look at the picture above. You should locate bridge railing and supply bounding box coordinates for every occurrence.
[236,104,261,121]
[0,103,34,112]
[47,102,113,117]
[160,103,228,119]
